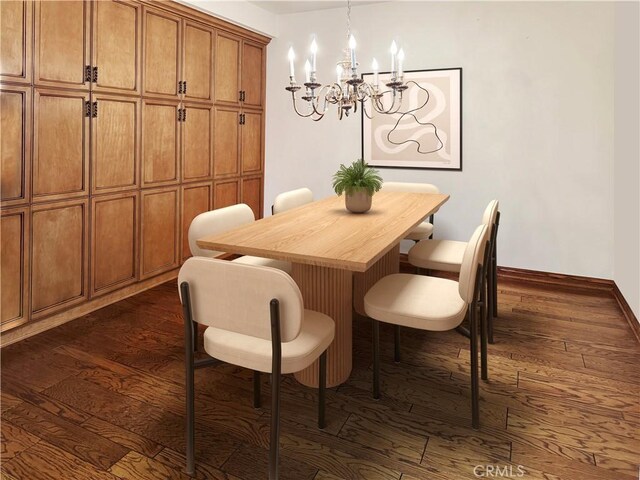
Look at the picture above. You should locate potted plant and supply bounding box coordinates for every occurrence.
[332,160,383,213]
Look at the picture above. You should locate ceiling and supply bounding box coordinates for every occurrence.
[247,1,386,15]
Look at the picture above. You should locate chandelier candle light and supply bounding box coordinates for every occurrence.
[285,0,409,121]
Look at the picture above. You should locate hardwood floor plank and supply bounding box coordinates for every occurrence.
[0,420,40,461]
[582,355,640,384]
[81,416,164,458]
[154,447,245,480]
[109,450,192,480]
[222,444,317,480]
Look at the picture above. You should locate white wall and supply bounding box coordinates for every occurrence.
[614,2,640,318]
[179,0,279,37]
[265,1,616,279]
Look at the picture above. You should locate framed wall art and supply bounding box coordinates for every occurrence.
[361,67,462,170]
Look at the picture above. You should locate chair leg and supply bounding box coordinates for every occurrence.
[372,320,380,400]
[318,351,327,429]
[480,284,489,382]
[191,320,198,352]
[492,242,498,319]
[269,371,281,480]
[469,305,480,429]
[253,371,261,408]
[394,325,401,363]
[181,283,196,476]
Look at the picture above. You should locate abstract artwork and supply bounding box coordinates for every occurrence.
[362,68,462,170]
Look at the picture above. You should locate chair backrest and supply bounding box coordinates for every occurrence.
[178,257,303,342]
[481,200,499,232]
[381,181,440,194]
[272,187,314,214]
[188,204,255,258]
[458,224,489,303]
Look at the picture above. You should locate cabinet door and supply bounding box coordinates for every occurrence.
[31,199,89,319]
[0,0,33,84]
[1,85,31,207]
[143,7,181,99]
[242,176,263,219]
[91,192,138,296]
[92,0,141,95]
[34,0,90,90]
[241,41,264,109]
[214,32,241,105]
[183,21,213,103]
[91,94,139,194]
[214,178,239,210]
[33,89,89,202]
[1,207,29,332]
[141,99,180,187]
[182,103,213,182]
[140,187,180,278]
[214,107,240,178]
[181,182,212,261]
[241,110,263,175]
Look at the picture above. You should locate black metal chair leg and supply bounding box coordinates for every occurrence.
[318,351,327,429]
[181,283,196,476]
[253,371,261,408]
[480,286,489,382]
[469,304,480,430]
[269,299,282,480]
[372,320,380,400]
[489,250,497,344]
[394,325,401,363]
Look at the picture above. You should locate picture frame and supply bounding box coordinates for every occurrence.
[361,67,462,171]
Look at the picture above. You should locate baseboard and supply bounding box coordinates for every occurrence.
[0,269,179,348]
[399,254,639,344]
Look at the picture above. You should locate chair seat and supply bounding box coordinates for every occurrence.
[408,239,466,272]
[203,309,335,374]
[232,255,292,274]
[364,274,467,331]
[404,221,434,241]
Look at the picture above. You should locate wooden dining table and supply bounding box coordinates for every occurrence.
[197,191,449,388]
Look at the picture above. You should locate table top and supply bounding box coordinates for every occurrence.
[197,191,449,272]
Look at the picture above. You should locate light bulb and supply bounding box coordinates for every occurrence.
[304,59,311,83]
[390,40,398,55]
[287,47,295,78]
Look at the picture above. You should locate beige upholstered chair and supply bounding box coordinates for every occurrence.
[364,224,489,429]
[272,187,314,215]
[188,203,292,273]
[381,182,440,241]
[408,200,500,342]
[178,257,335,479]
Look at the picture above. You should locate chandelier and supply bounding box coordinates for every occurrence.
[285,0,409,121]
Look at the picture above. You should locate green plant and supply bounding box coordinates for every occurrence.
[332,160,383,196]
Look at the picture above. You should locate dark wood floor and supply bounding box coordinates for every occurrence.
[2,274,639,479]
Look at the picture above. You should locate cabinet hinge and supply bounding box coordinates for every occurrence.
[239,113,245,125]
[177,108,183,122]
[178,81,183,94]
[92,101,98,118]
[84,100,91,117]
[84,65,92,82]
[182,107,187,122]
[92,66,98,83]
[183,81,187,94]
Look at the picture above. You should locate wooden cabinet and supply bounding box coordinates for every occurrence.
[141,99,180,187]
[0,0,33,84]
[241,110,263,174]
[34,0,90,90]
[183,20,213,103]
[214,107,240,177]
[1,85,31,207]
[181,182,212,261]
[91,94,140,194]
[214,32,241,105]
[140,187,180,278]
[242,176,263,219]
[31,199,89,319]
[33,89,89,202]
[182,102,213,182]
[241,42,265,109]
[214,179,239,209]
[92,0,142,95]
[1,207,29,332]
[143,7,181,99]
[91,192,138,296]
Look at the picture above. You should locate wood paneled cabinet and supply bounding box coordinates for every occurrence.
[140,187,180,279]
[213,178,240,210]
[143,6,181,99]
[213,107,262,177]
[141,99,180,187]
[181,182,213,261]
[1,207,29,332]
[0,0,33,84]
[182,102,213,182]
[242,175,263,219]
[183,20,214,103]
[214,31,265,108]
[1,85,31,207]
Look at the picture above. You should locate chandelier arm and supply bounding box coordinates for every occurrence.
[290,92,317,118]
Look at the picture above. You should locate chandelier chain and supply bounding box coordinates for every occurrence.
[347,0,351,40]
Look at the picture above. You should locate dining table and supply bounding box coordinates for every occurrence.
[196,190,449,388]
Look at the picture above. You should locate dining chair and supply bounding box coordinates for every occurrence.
[381,182,440,240]
[272,187,314,215]
[178,257,335,479]
[364,224,489,429]
[188,203,292,273]
[408,200,500,342]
